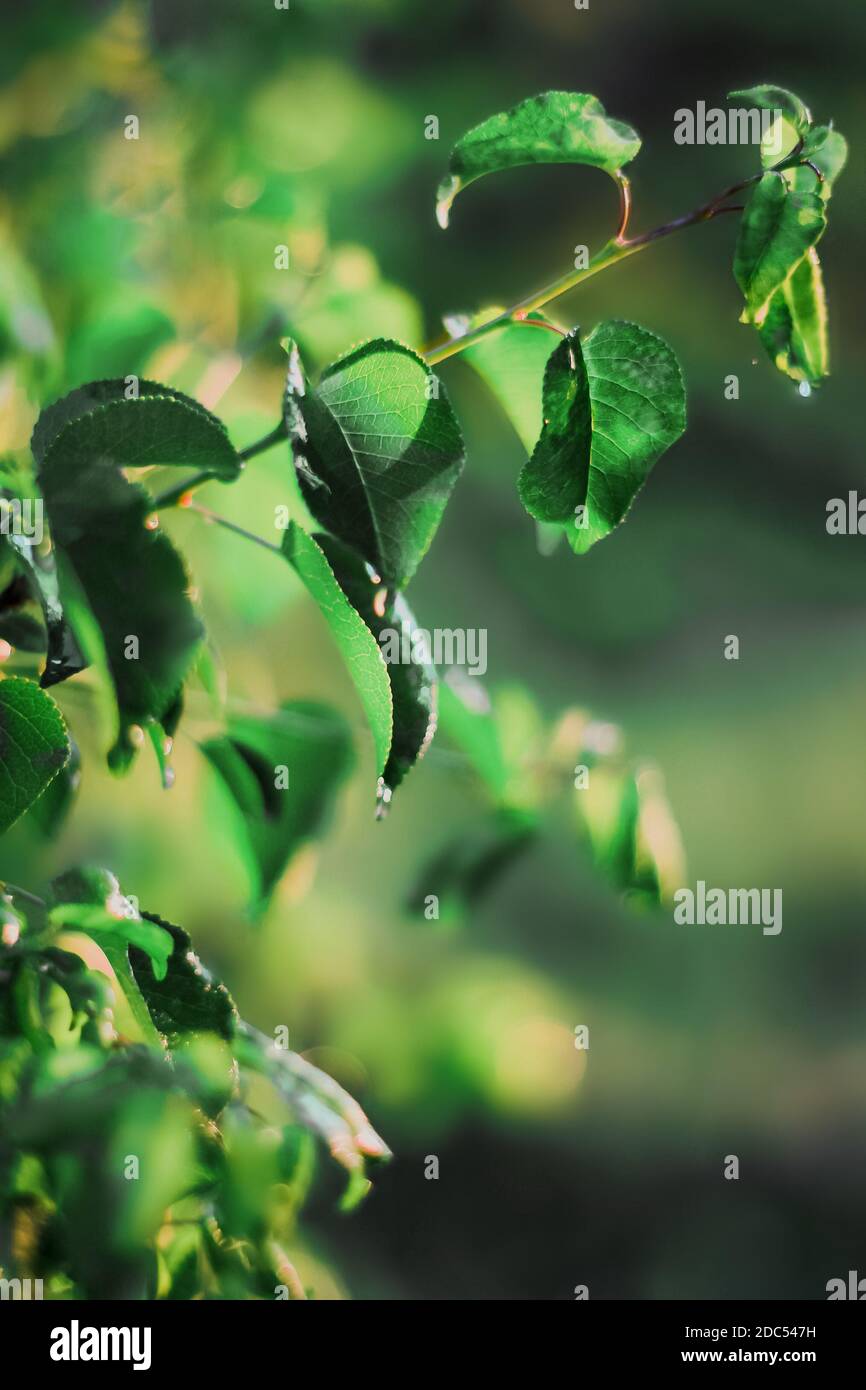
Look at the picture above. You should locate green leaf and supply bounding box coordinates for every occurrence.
[758,247,828,386]
[200,701,353,915]
[281,522,392,776]
[284,339,464,589]
[408,807,537,921]
[734,172,826,326]
[456,311,567,555]
[0,677,70,835]
[128,911,238,1046]
[518,321,686,553]
[48,866,173,1046]
[28,735,80,838]
[458,309,557,454]
[437,91,641,228]
[787,126,848,199]
[437,679,510,801]
[581,762,683,907]
[31,378,242,481]
[48,870,173,985]
[727,84,812,137]
[315,534,436,806]
[518,330,592,523]
[237,1023,391,1207]
[30,379,238,764]
[0,469,85,684]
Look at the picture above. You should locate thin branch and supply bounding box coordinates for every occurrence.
[186,502,282,555]
[152,422,288,510]
[238,421,288,463]
[3,883,46,909]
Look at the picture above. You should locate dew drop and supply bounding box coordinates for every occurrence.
[798,381,811,398]
[375,778,392,820]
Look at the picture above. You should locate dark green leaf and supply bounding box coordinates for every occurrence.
[281,521,392,776]
[200,701,353,915]
[28,735,80,838]
[734,173,826,325]
[284,338,464,589]
[0,468,85,684]
[129,911,238,1045]
[408,807,537,920]
[518,330,592,524]
[0,677,70,835]
[518,321,686,553]
[48,867,173,1045]
[31,378,241,481]
[30,379,237,763]
[316,534,436,806]
[437,91,641,228]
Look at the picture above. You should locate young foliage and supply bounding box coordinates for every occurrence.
[734,173,825,326]
[436,91,641,228]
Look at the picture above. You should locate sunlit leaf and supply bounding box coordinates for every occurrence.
[734,173,825,326]
[437,91,641,228]
[284,339,464,589]
[282,522,392,776]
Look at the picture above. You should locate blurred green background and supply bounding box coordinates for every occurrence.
[2,0,865,1298]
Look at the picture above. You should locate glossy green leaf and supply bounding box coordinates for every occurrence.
[758,247,828,385]
[728,84,812,137]
[284,339,464,589]
[200,700,353,915]
[0,677,70,835]
[436,91,641,228]
[518,321,686,553]
[734,172,826,325]
[316,534,436,805]
[282,521,392,776]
